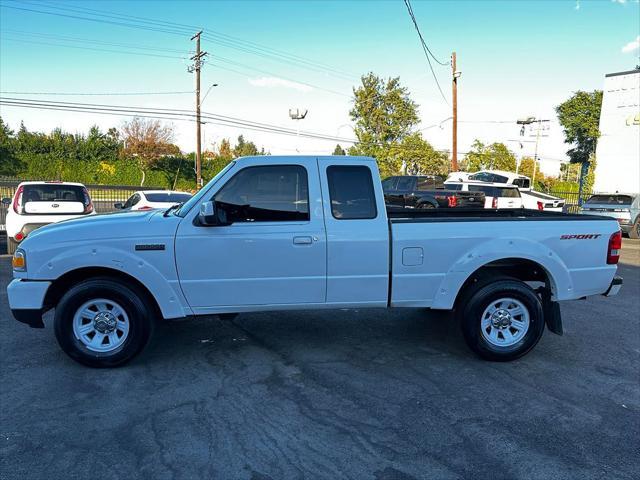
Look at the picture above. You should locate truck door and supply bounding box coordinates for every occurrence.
[174,158,326,311]
[319,160,389,306]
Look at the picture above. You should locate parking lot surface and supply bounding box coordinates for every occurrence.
[1,238,638,480]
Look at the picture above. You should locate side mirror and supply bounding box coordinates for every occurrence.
[114,202,123,209]
[199,201,230,226]
[1,198,11,206]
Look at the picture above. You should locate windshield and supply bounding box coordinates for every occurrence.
[145,192,192,203]
[586,194,634,205]
[174,162,236,217]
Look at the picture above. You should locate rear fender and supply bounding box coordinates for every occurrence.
[431,237,572,310]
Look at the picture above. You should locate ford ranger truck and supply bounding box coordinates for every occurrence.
[7,156,623,367]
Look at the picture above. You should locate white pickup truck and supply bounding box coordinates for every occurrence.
[8,156,623,367]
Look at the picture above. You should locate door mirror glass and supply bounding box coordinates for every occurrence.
[113,202,123,209]
[199,201,230,226]
[1,197,11,206]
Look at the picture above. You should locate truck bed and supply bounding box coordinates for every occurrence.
[386,207,608,222]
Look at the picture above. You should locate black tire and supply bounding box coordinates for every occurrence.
[7,238,18,255]
[629,217,640,240]
[54,277,154,368]
[457,278,545,361]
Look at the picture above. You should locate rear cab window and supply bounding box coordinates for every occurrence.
[586,195,633,205]
[327,166,377,219]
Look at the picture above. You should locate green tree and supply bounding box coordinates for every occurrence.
[389,133,449,177]
[349,72,419,165]
[232,135,259,158]
[332,144,346,155]
[462,140,517,172]
[0,117,23,176]
[555,90,602,193]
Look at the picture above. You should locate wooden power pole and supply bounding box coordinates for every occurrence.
[451,51,459,172]
[190,31,208,189]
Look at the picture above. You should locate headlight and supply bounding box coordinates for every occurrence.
[12,248,26,272]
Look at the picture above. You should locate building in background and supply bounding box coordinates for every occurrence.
[593,69,640,194]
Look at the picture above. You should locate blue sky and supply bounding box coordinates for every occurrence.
[1,0,639,174]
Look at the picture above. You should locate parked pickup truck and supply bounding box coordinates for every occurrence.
[8,156,623,367]
[383,175,485,209]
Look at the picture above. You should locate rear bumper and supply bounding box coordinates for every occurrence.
[603,276,623,297]
[7,279,50,328]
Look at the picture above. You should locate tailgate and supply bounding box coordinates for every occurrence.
[24,201,85,214]
[455,191,485,208]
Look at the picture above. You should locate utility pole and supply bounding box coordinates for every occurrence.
[451,52,459,172]
[189,31,208,189]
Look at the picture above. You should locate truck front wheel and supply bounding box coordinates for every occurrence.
[54,278,154,368]
[458,278,545,361]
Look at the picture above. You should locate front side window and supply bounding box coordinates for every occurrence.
[214,165,309,222]
[327,166,377,220]
[513,178,530,188]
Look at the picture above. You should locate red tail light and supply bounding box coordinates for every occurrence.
[13,185,23,214]
[15,232,25,242]
[138,206,153,211]
[491,197,498,209]
[447,196,457,208]
[607,230,622,265]
[537,201,544,211]
[82,188,94,214]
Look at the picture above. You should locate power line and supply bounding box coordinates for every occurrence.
[1,0,356,82]
[0,91,194,96]
[0,36,188,60]
[402,0,449,106]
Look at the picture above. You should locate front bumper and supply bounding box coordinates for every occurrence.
[7,279,51,328]
[603,276,623,297]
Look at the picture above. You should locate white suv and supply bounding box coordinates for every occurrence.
[114,190,192,211]
[2,181,95,254]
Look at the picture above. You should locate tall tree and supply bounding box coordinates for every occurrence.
[332,144,346,155]
[349,73,421,175]
[121,117,178,186]
[555,90,602,194]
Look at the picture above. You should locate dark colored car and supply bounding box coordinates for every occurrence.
[382,175,485,209]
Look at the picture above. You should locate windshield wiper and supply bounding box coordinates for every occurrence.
[163,202,183,217]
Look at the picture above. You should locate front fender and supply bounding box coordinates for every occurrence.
[430,237,572,309]
[30,243,191,319]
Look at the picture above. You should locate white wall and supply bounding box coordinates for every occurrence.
[593,70,640,194]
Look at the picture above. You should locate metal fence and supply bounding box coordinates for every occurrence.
[546,190,592,214]
[0,181,163,231]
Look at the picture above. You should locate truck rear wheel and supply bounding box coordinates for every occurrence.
[457,278,545,361]
[54,278,154,368]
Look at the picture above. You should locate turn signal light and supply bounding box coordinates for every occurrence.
[12,250,26,271]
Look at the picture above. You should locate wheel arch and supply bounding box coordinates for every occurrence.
[452,257,554,309]
[44,266,164,321]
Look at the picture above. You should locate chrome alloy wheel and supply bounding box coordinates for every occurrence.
[72,298,130,353]
[480,297,530,347]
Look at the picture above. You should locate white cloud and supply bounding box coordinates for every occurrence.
[621,35,640,53]
[247,76,313,93]
[611,0,626,4]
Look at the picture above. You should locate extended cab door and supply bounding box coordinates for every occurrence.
[174,158,326,312]
[318,158,389,307]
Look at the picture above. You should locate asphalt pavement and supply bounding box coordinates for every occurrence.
[0,238,638,480]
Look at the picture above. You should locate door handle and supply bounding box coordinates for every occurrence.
[293,236,313,245]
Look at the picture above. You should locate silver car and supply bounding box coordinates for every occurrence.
[580,193,640,239]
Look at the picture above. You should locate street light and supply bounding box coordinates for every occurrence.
[289,108,308,152]
[200,83,219,107]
